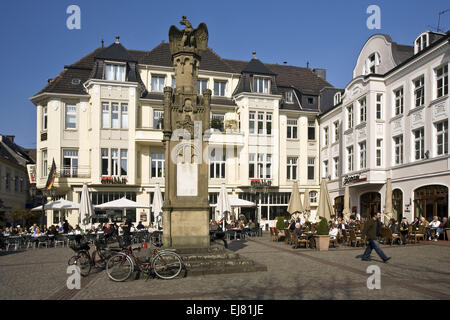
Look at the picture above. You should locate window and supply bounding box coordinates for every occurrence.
[111,103,119,128]
[101,149,109,176]
[308,120,316,140]
[42,105,48,131]
[171,78,176,89]
[359,97,366,123]
[285,91,293,103]
[266,113,272,135]
[120,150,128,176]
[287,119,298,139]
[334,92,341,106]
[197,79,208,94]
[359,141,366,169]
[309,191,317,203]
[255,154,271,179]
[65,105,77,129]
[253,77,269,93]
[334,121,339,142]
[111,149,119,176]
[209,148,226,179]
[394,87,404,116]
[394,135,404,165]
[62,150,78,177]
[42,149,48,177]
[102,103,110,128]
[249,112,255,134]
[324,127,329,147]
[14,173,18,192]
[5,169,10,191]
[307,157,315,180]
[307,97,314,104]
[287,157,297,180]
[347,105,353,129]
[323,160,329,178]
[376,94,383,119]
[436,120,448,155]
[153,110,163,129]
[376,139,382,167]
[151,75,165,92]
[257,113,264,134]
[347,146,353,172]
[413,128,425,160]
[151,153,165,178]
[214,80,226,96]
[249,153,255,178]
[367,53,379,74]
[414,76,425,107]
[333,157,339,178]
[436,65,448,98]
[415,34,428,53]
[211,113,225,132]
[121,104,128,129]
[105,64,126,81]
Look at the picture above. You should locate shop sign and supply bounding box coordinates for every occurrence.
[250,179,272,187]
[101,176,128,184]
[343,174,367,185]
[140,212,147,222]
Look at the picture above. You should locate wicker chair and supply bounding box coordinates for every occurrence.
[384,228,401,245]
[349,229,363,247]
[292,232,309,249]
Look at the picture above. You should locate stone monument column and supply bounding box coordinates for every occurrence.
[162,17,211,248]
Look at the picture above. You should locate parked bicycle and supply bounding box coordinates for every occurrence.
[106,245,183,282]
[68,239,119,277]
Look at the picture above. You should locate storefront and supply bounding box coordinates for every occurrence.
[414,185,448,221]
[334,196,344,218]
[360,192,381,219]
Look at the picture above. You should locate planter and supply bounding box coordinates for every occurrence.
[445,228,450,241]
[315,235,330,251]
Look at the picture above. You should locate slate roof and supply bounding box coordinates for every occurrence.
[0,135,35,168]
[95,42,137,62]
[241,58,276,75]
[319,87,345,115]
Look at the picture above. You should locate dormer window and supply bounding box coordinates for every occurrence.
[334,92,342,106]
[151,75,165,92]
[253,77,270,94]
[105,63,126,81]
[366,53,380,74]
[415,33,429,54]
[285,91,293,103]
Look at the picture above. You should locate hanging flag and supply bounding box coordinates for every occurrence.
[45,159,56,190]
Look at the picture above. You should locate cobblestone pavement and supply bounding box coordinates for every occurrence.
[1,233,449,300]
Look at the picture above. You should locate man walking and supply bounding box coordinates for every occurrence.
[362,212,391,263]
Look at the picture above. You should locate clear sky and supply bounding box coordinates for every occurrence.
[0,0,448,148]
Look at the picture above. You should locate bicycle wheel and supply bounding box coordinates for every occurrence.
[106,253,133,282]
[151,251,183,280]
[76,251,92,277]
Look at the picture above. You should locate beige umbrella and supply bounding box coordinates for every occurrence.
[287,181,304,219]
[316,179,334,222]
[342,185,351,221]
[384,178,393,225]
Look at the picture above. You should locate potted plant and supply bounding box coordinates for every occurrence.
[315,217,330,251]
[445,219,450,241]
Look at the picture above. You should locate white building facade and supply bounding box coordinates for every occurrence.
[30,37,331,228]
[319,31,450,222]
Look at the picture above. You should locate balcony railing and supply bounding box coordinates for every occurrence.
[57,166,90,178]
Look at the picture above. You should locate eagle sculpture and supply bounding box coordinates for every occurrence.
[169,16,208,55]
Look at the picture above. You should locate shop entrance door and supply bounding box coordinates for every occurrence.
[360,192,381,219]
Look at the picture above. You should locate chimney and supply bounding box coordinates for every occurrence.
[101,39,104,48]
[115,35,120,44]
[306,61,310,69]
[283,61,287,65]
[252,51,256,59]
[313,68,326,80]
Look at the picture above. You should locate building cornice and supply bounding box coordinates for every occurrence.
[29,92,89,105]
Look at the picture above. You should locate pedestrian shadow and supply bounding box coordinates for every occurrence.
[227,240,248,252]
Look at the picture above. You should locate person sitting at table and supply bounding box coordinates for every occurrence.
[288,219,296,232]
[419,216,429,227]
[438,217,447,240]
[411,217,419,229]
[136,221,145,230]
[400,217,409,245]
[427,216,441,241]
[329,224,338,240]
[338,219,348,230]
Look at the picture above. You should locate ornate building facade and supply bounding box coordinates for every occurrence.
[319,30,450,222]
[30,28,332,228]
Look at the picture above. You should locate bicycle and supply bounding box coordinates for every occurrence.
[106,245,183,282]
[68,239,119,277]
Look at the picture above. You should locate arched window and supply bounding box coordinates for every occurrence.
[310,191,318,203]
[392,189,403,221]
[365,52,380,75]
[415,33,429,54]
[334,92,341,106]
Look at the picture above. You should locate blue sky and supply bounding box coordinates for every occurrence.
[0,0,448,148]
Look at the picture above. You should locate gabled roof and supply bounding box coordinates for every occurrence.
[241,58,276,75]
[95,42,137,62]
